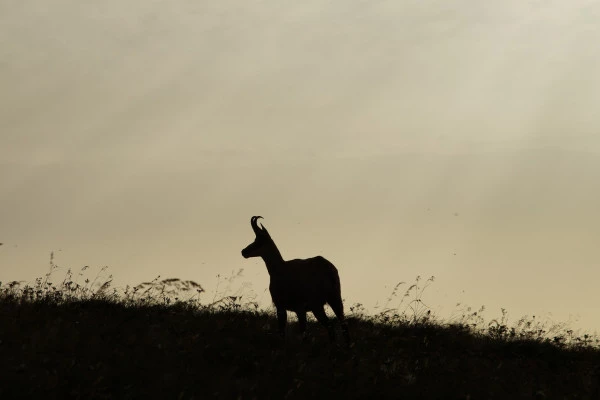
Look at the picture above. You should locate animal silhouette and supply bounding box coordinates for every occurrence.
[242,216,349,343]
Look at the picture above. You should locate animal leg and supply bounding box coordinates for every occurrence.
[313,306,335,342]
[296,310,307,339]
[329,298,350,345]
[277,308,287,338]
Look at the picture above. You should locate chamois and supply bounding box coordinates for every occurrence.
[241,216,350,343]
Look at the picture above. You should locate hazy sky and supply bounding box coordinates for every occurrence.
[2,1,600,331]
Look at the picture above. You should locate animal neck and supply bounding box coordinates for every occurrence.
[260,242,285,276]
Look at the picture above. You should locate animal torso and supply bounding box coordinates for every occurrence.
[268,256,339,313]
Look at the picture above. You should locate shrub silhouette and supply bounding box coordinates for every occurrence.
[0,263,599,399]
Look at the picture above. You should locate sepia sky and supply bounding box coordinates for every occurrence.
[2,0,600,331]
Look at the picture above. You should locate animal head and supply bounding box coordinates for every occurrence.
[241,216,273,258]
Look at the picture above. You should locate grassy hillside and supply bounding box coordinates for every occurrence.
[1,272,599,399]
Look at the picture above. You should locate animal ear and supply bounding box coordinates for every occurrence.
[255,219,270,236]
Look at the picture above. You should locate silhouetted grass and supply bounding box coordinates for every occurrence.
[1,266,599,399]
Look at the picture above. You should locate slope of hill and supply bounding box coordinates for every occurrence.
[1,282,598,400]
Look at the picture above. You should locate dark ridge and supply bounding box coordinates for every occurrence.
[1,297,599,399]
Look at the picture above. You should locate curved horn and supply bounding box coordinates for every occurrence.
[251,216,264,234]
